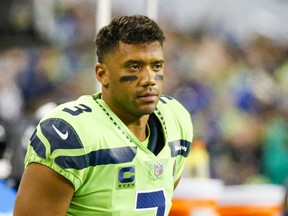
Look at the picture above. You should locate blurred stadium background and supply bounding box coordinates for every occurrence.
[0,0,288,215]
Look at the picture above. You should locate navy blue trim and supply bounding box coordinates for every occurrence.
[158,95,173,104]
[40,118,83,153]
[169,140,191,157]
[55,146,137,170]
[29,129,37,141]
[147,113,164,155]
[30,134,46,159]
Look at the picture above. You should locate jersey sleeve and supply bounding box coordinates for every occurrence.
[174,107,193,182]
[175,115,193,181]
[24,116,87,191]
[158,96,193,182]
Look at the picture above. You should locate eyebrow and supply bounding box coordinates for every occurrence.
[123,60,140,65]
[123,59,164,66]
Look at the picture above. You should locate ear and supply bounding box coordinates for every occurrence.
[95,63,109,87]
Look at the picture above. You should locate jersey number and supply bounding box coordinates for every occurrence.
[136,190,166,216]
[63,104,92,116]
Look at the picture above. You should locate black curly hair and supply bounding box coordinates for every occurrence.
[95,15,165,63]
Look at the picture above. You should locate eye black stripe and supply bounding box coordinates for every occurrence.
[155,75,163,81]
[119,75,138,82]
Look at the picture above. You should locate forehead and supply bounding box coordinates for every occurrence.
[106,41,164,63]
[118,41,163,51]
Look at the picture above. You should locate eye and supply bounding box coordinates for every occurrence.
[128,64,141,72]
[153,63,163,71]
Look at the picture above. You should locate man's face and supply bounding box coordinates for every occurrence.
[99,41,164,119]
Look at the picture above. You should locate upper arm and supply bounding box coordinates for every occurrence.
[14,163,74,216]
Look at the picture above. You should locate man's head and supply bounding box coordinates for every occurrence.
[95,15,165,63]
[95,15,165,122]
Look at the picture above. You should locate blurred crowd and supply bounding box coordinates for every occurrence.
[0,0,287,190]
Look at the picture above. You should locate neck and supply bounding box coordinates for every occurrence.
[101,92,150,141]
[126,116,149,142]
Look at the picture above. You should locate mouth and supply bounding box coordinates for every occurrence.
[137,92,159,103]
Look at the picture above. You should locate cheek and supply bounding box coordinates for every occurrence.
[110,78,134,95]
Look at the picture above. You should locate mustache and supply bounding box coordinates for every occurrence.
[138,87,159,96]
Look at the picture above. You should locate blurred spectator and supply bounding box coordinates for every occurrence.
[262,114,288,185]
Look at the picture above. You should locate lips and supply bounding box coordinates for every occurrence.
[137,92,159,102]
[140,92,157,97]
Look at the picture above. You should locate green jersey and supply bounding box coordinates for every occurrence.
[25,93,193,216]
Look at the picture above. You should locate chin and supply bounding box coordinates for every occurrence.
[140,105,157,115]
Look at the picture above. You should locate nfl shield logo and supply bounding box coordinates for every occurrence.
[154,162,163,177]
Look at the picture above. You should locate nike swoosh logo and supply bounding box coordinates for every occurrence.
[52,124,68,140]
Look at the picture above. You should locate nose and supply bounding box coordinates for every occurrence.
[139,67,156,86]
